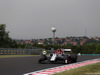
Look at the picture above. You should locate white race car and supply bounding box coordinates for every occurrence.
[38,49,77,64]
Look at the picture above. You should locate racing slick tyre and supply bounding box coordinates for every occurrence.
[63,54,71,64]
[70,54,77,63]
[38,54,47,64]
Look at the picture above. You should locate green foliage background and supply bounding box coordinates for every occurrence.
[0,24,18,48]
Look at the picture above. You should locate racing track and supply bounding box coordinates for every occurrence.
[0,55,100,75]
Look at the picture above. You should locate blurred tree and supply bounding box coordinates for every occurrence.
[0,24,17,48]
[96,43,100,54]
[83,43,96,54]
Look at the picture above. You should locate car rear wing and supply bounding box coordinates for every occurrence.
[62,49,72,52]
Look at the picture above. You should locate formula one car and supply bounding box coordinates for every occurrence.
[38,49,77,64]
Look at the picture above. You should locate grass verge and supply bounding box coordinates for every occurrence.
[54,62,100,75]
[0,55,39,58]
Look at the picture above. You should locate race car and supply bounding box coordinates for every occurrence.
[38,49,77,64]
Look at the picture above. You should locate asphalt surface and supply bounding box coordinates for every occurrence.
[0,55,100,75]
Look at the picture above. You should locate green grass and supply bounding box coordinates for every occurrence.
[54,62,100,75]
[0,55,39,58]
